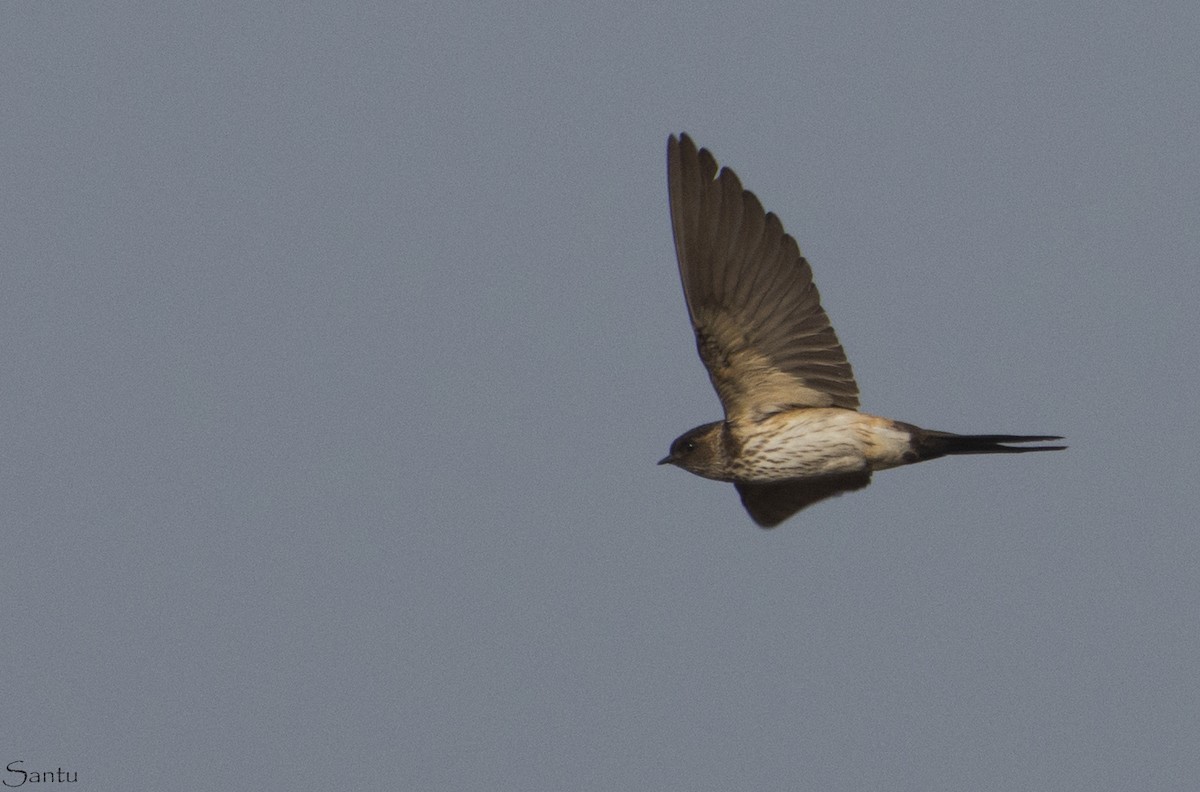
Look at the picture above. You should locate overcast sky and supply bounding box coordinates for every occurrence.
[3,2,1199,790]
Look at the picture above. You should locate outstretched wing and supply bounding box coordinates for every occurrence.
[667,133,859,422]
[735,473,872,528]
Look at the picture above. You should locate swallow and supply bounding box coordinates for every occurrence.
[658,133,1065,527]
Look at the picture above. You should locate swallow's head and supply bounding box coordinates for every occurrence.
[658,421,729,480]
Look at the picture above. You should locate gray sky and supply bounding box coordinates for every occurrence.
[4,2,1199,790]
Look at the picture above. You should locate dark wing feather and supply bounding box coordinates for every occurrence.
[667,134,859,421]
[735,473,872,528]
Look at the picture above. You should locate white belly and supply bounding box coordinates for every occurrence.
[730,409,913,481]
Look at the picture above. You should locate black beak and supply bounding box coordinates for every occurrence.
[657,455,672,466]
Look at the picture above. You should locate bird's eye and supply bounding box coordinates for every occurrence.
[683,440,696,453]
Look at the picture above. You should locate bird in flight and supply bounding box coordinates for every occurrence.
[658,133,1065,527]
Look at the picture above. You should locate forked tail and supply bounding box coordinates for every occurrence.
[909,428,1066,461]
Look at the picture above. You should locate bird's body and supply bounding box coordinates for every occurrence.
[669,409,913,483]
[658,133,1064,527]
